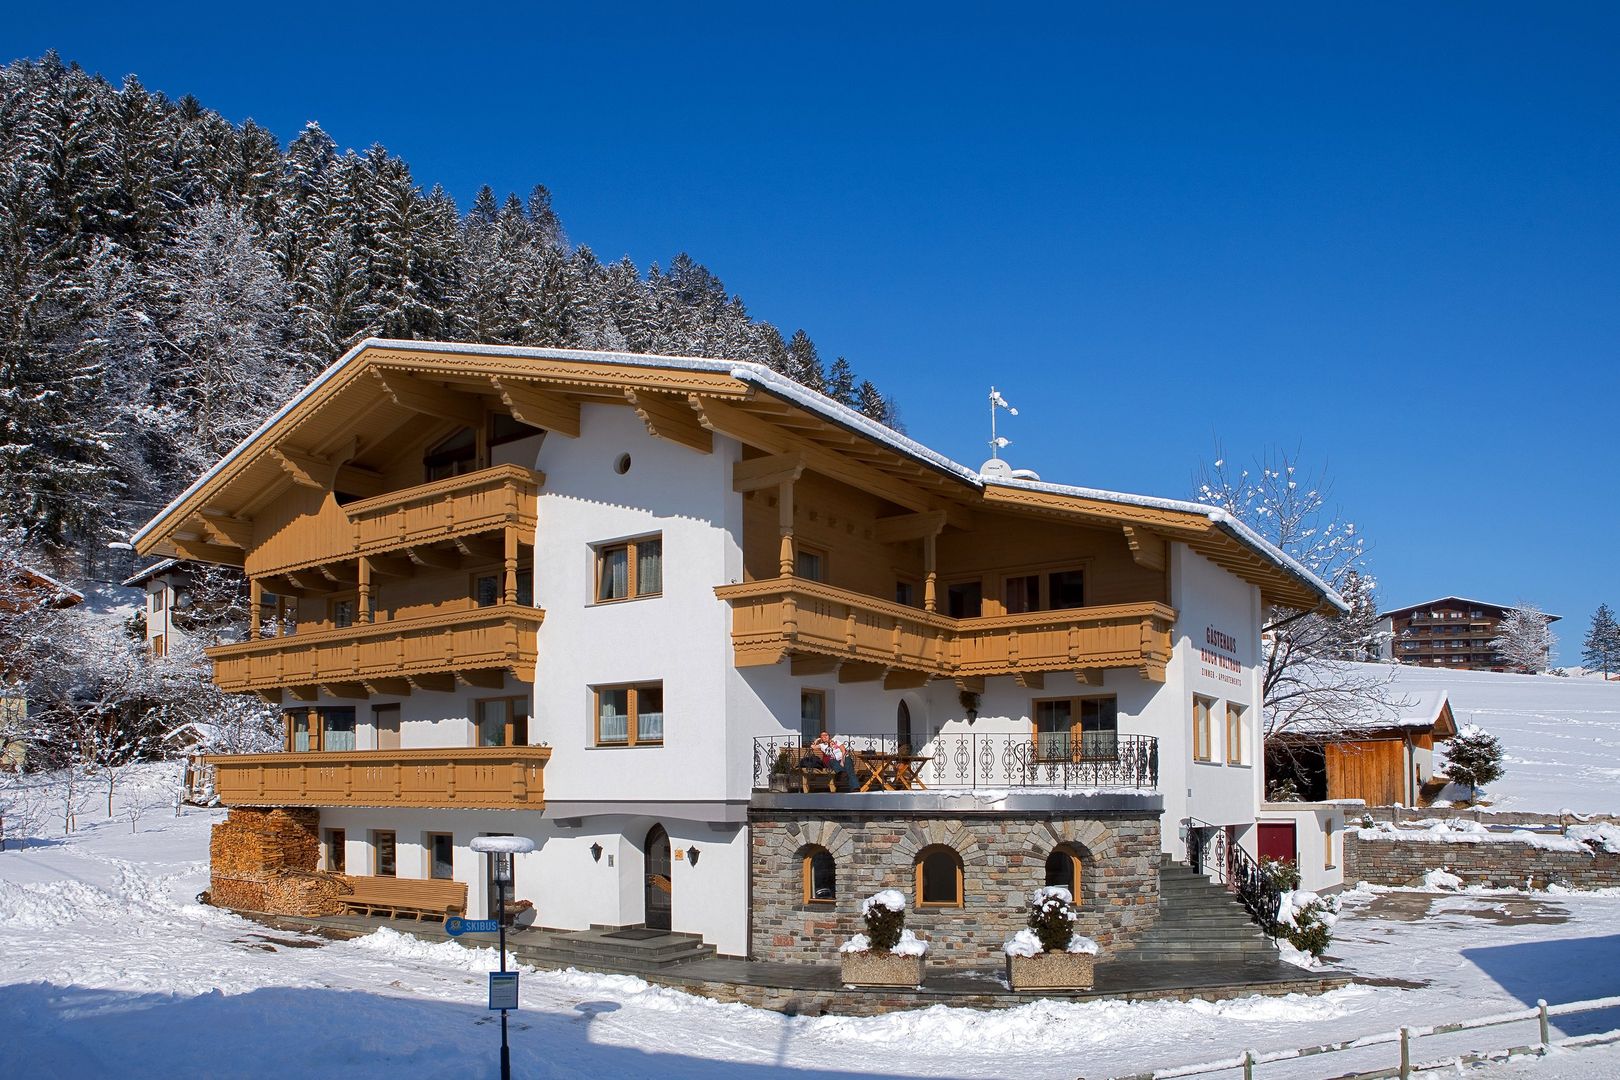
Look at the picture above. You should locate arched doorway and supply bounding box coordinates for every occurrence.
[644,824,672,931]
[897,700,913,751]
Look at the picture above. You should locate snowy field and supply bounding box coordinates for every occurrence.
[1375,665,1620,815]
[4,766,1620,1079]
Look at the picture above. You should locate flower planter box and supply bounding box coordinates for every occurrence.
[840,951,926,988]
[1005,952,1095,991]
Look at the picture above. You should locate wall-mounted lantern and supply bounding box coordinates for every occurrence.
[687,845,701,867]
[589,842,603,863]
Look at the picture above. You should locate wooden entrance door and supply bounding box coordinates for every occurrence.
[645,825,672,931]
[1258,822,1298,866]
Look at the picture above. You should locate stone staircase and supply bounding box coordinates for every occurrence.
[507,926,716,974]
[1122,857,1279,965]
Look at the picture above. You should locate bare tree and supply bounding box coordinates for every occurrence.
[1493,605,1556,673]
[1194,448,1397,741]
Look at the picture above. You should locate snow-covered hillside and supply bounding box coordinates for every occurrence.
[1372,665,1620,815]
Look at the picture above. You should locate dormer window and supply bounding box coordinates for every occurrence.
[424,427,478,482]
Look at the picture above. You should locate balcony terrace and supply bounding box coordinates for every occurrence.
[207,603,544,699]
[717,577,1174,683]
[206,745,551,810]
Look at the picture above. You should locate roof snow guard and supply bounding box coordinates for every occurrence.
[131,338,1344,615]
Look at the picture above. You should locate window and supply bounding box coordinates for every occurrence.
[799,689,826,744]
[1225,703,1245,765]
[330,597,356,629]
[894,580,917,607]
[490,412,539,447]
[373,830,397,877]
[424,426,478,482]
[476,697,529,747]
[1193,696,1215,762]
[428,833,454,880]
[1004,574,1040,614]
[803,847,836,904]
[1045,846,1082,898]
[595,535,662,602]
[946,580,983,619]
[595,683,664,746]
[915,846,963,907]
[1047,570,1085,610]
[795,546,826,583]
[476,567,535,607]
[319,707,356,752]
[150,588,166,612]
[325,829,346,874]
[287,709,316,752]
[474,573,501,608]
[1032,696,1118,760]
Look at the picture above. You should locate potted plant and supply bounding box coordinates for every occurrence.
[1004,886,1099,991]
[839,890,929,987]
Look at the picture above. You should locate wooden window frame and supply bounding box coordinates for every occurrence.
[989,561,1089,616]
[1225,702,1245,765]
[915,845,965,908]
[799,688,827,744]
[150,587,166,612]
[1030,695,1118,762]
[372,829,397,877]
[802,847,836,906]
[593,682,665,747]
[593,534,663,604]
[325,828,346,874]
[1193,696,1215,762]
[328,593,357,630]
[1044,845,1083,900]
[794,544,828,584]
[427,832,455,880]
[474,696,529,748]
[285,708,319,752]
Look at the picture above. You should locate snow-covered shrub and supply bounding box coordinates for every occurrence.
[1002,886,1099,956]
[851,889,906,953]
[1444,725,1505,802]
[1260,858,1301,891]
[1276,890,1340,958]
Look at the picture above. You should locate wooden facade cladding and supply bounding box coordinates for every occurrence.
[206,604,544,695]
[248,464,541,579]
[205,745,551,810]
[716,577,1174,681]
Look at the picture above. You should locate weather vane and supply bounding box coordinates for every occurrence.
[988,387,1017,460]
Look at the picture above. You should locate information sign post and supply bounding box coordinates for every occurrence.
[470,835,534,1080]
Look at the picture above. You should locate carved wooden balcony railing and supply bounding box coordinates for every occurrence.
[206,604,544,695]
[716,577,1174,682]
[205,745,551,810]
[344,464,540,558]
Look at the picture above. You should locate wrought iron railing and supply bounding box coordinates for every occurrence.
[752,731,1158,792]
[1185,816,1281,938]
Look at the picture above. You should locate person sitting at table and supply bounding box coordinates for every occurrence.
[802,730,857,789]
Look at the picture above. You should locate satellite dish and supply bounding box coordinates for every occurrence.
[979,458,1014,479]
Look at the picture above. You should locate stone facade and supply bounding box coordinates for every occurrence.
[749,803,1163,968]
[1345,833,1620,890]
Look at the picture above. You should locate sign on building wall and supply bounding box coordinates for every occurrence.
[1199,626,1244,689]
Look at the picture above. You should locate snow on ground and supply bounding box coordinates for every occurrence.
[5,764,1620,1079]
[1373,664,1620,815]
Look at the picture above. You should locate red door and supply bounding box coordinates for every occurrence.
[1258,822,1297,865]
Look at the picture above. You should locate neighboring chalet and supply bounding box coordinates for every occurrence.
[1379,597,1561,672]
[124,558,187,658]
[132,339,1344,964]
[1267,686,1457,807]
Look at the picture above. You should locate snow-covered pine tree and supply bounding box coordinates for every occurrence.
[784,329,825,392]
[826,357,858,407]
[1580,603,1619,679]
[1491,604,1556,674]
[1443,724,1505,802]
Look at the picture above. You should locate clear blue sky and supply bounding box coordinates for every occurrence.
[9,2,1619,660]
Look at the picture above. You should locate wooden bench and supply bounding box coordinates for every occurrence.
[772,747,848,793]
[337,875,468,921]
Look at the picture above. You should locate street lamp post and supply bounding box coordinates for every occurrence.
[470,835,535,1080]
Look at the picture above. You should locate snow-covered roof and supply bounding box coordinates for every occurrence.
[1380,596,1562,623]
[1279,663,1458,738]
[131,338,1344,612]
[3,562,84,606]
[123,558,181,588]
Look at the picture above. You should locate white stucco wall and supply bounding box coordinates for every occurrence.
[1257,801,1356,893]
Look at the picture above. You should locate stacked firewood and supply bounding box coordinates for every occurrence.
[207,808,342,917]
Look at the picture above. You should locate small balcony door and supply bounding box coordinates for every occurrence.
[373,704,401,751]
[644,824,672,931]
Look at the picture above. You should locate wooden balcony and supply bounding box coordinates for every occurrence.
[205,745,551,810]
[207,604,544,696]
[716,577,1175,682]
[344,464,540,558]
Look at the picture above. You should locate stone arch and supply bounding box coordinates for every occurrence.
[895,820,987,865]
[775,818,855,862]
